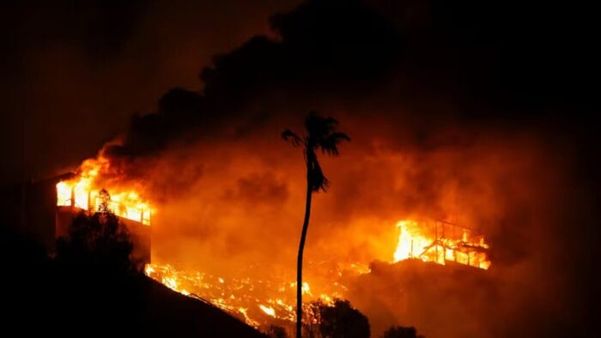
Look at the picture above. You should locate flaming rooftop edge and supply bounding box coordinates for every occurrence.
[56,180,152,225]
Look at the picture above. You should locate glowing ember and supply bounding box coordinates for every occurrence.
[259,304,276,317]
[144,263,348,328]
[393,219,491,270]
[55,157,153,225]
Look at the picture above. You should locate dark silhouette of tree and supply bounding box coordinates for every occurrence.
[282,112,349,338]
[305,299,369,338]
[266,325,288,338]
[56,211,133,272]
[381,326,425,338]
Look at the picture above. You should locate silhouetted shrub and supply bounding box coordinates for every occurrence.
[381,325,424,338]
[306,299,370,338]
[56,211,133,272]
[266,325,288,338]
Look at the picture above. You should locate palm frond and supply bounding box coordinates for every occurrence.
[281,129,303,146]
[329,132,351,142]
[304,112,340,144]
[283,111,348,191]
[319,132,350,155]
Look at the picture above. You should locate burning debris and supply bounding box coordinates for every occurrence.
[143,262,345,329]
[142,222,491,331]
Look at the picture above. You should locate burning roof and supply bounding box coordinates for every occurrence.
[55,157,153,225]
[393,219,490,270]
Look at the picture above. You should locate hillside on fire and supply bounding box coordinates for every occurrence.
[1,0,600,338]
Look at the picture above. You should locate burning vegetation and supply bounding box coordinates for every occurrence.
[54,149,493,335]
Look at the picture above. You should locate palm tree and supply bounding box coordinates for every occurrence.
[282,112,350,338]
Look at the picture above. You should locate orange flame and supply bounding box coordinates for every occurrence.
[56,156,153,225]
[143,219,491,331]
[144,263,347,328]
[58,155,493,335]
[259,304,276,317]
[393,219,491,270]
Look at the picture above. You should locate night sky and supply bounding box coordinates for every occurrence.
[0,0,299,184]
[1,1,600,184]
[1,0,599,184]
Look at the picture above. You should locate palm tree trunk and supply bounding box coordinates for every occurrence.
[296,157,313,338]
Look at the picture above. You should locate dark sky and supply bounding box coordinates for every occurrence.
[1,0,599,186]
[0,0,300,185]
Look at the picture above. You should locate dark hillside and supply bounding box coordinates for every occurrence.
[0,226,266,338]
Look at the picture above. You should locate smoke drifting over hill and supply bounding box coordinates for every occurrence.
[4,1,600,337]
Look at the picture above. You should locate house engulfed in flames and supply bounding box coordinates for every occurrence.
[393,219,491,270]
[54,158,152,269]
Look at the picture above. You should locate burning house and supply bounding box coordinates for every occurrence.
[54,159,152,269]
[393,219,491,270]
